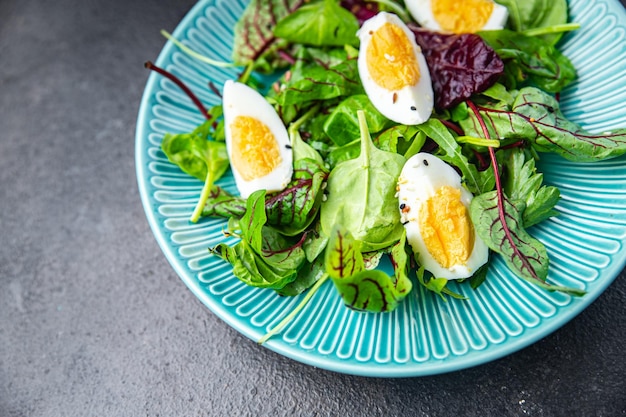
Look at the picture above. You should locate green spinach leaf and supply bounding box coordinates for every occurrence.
[274,0,359,47]
[320,111,405,252]
[495,0,569,45]
[503,149,560,227]
[160,121,230,223]
[416,118,495,195]
[479,29,576,93]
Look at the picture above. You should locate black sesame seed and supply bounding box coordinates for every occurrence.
[402,220,410,225]
[400,203,406,209]
[410,106,417,111]
[285,144,292,149]
[423,159,429,166]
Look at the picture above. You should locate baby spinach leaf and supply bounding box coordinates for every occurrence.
[503,149,560,227]
[276,256,327,296]
[212,241,299,289]
[462,87,626,161]
[470,191,584,296]
[411,28,504,110]
[160,122,230,223]
[231,0,304,72]
[274,0,360,47]
[494,0,568,45]
[479,29,576,93]
[416,119,495,195]
[325,225,412,312]
[320,111,405,252]
[323,95,394,146]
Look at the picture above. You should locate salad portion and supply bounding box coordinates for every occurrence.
[146,0,626,342]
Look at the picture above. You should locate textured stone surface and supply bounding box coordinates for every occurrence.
[1,1,625,416]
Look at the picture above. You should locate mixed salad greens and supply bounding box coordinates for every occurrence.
[146,0,626,343]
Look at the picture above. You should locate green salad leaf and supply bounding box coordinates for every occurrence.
[160,121,230,223]
[274,0,360,47]
[320,111,405,252]
[479,29,576,93]
[325,225,412,312]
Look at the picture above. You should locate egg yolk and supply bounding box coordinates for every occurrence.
[432,0,494,34]
[229,115,282,181]
[366,22,421,91]
[419,185,474,269]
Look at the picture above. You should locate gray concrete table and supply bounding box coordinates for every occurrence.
[1,1,625,416]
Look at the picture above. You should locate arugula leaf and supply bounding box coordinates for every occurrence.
[320,111,405,251]
[274,0,360,47]
[503,149,560,227]
[231,0,304,72]
[160,121,230,223]
[325,225,412,312]
[479,29,576,93]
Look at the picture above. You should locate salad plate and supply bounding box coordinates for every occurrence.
[136,0,626,377]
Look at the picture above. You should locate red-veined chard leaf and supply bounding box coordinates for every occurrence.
[461,87,626,161]
[201,158,328,235]
[264,158,329,236]
[470,190,585,296]
[231,0,304,72]
[210,190,307,290]
[325,225,411,312]
[275,56,363,107]
[410,27,504,110]
[239,189,267,252]
[201,186,247,219]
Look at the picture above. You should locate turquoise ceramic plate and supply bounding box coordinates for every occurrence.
[136,0,626,377]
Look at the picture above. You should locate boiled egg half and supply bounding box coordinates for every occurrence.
[397,153,489,279]
[406,0,509,34]
[222,80,293,199]
[357,12,434,125]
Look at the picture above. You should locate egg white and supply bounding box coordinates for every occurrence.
[222,80,293,199]
[357,12,434,125]
[406,0,509,33]
[397,153,489,279]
